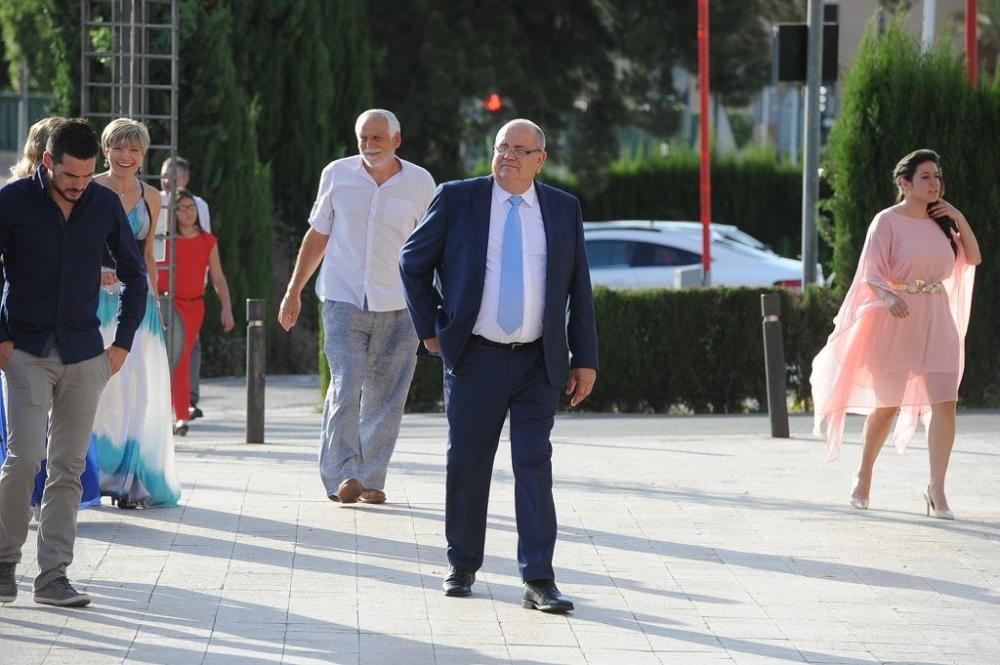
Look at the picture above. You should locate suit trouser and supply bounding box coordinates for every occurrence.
[443,339,560,582]
[319,301,418,495]
[0,348,111,589]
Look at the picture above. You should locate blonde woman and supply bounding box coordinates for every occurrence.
[91,118,180,508]
[7,117,64,181]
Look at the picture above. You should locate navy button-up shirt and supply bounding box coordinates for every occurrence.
[0,167,147,363]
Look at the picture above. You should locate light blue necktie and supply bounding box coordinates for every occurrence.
[497,195,524,334]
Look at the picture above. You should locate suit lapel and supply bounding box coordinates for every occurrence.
[535,181,557,317]
[467,177,494,309]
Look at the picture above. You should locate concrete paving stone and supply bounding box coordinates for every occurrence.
[125,644,210,665]
[202,651,284,665]
[757,604,837,621]
[6,379,997,664]
[572,625,653,650]
[43,645,129,662]
[706,619,787,640]
[500,620,579,646]
[0,642,51,665]
[797,650,879,664]
[655,653,735,664]
[581,649,663,665]
[861,643,949,662]
[643,627,725,652]
[717,638,808,663]
[356,617,431,636]
[431,645,510,665]
[505,645,589,664]
[222,572,293,591]
[820,602,906,624]
[356,634,434,664]
[922,629,1000,654]
[281,653,360,665]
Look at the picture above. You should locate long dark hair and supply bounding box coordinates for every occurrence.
[173,187,203,235]
[892,149,957,255]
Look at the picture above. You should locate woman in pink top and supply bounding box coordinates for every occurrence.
[811,149,981,519]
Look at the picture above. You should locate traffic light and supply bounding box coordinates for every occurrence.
[484,92,503,113]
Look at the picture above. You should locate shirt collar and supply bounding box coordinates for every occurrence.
[353,154,405,183]
[32,165,48,194]
[492,180,537,208]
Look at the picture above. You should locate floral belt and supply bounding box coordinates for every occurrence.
[889,279,944,295]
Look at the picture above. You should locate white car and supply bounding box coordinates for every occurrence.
[583,220,821,290]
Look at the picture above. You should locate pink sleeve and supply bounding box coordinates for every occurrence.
[860,216,894,295]
[945,231,976,365]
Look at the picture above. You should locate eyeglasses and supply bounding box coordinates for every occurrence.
[176,204,197,213]
[493,144,543,158]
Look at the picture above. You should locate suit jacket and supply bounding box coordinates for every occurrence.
[399,175,598,387]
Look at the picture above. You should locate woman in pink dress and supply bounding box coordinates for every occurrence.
[811,149,981,519]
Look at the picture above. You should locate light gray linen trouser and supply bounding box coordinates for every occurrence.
[0,348,111,589]
[319,301,418,496]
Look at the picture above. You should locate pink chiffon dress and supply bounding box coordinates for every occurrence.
[811,208,975,460]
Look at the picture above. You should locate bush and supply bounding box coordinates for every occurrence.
[583,149,805,257]
[404,287,839,413]
[826,19,1000,405]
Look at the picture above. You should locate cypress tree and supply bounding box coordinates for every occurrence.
[176,0,273,376]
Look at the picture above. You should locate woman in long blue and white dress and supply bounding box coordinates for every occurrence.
[91,118,180,508]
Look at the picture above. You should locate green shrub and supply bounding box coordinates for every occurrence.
[404,287,839,413]
[584,150,804,257]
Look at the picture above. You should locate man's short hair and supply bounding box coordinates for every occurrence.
[355,109,401,138]
[498,119,546,151]
[161,156,191,175]
[101,118,151,154]
[46,118,100,164]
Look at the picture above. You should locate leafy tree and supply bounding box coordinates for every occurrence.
[0,0,80,115]
[368,0,621,185]
[368,0,798,186]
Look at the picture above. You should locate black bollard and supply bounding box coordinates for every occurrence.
[761,294,790,438]
[246,298,265,443]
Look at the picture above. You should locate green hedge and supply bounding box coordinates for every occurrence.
[403,287,839,413]
[582,151,804,257]
[826,20,1000,405]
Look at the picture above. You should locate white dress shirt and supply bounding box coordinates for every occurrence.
[309,155,435,312]
[472,182,547,343]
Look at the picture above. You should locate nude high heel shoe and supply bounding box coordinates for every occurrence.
[849,475,869,510]
[923,486,955,520]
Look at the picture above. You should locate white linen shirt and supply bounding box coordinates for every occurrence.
[309,156,435,312]
[472,182,547,343]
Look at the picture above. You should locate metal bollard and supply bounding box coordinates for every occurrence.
[246,298,265,444]
[760,294,790,438]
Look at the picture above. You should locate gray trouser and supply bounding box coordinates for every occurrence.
[319,301,417,495]
[0,348,111,589]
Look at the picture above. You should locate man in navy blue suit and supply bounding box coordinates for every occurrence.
[400,119,598,612]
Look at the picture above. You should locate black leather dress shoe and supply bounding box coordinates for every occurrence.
[522,580,574,612]
[442,566,475,596]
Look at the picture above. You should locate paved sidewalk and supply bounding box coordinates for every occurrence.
[1,375,997,665]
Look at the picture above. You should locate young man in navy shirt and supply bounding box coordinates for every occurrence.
[0,118,147,607]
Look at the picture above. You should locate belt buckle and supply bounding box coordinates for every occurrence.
[509,341,525,350]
